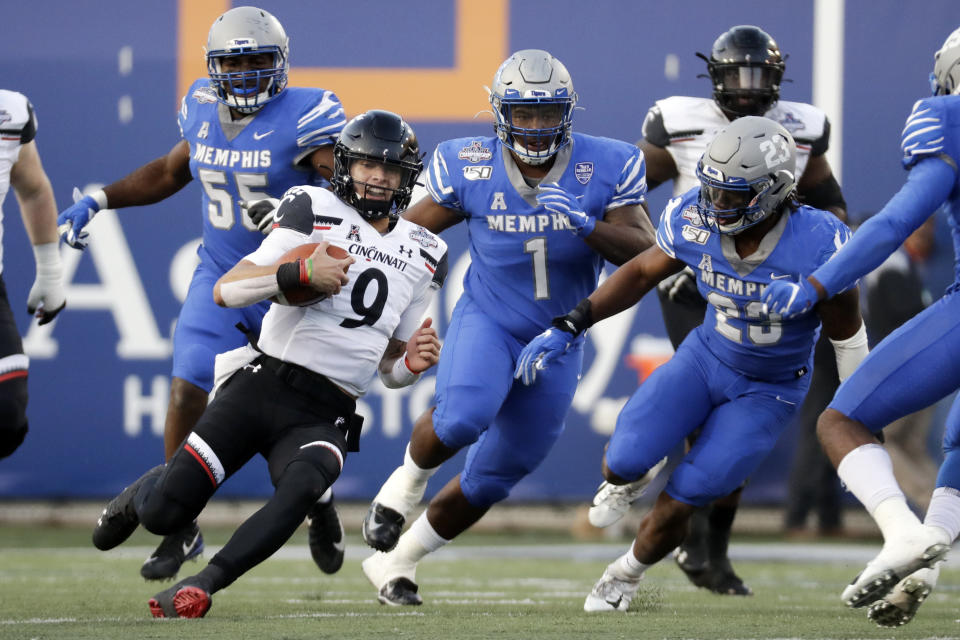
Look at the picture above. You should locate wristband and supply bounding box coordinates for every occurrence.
[551,298,593,336]
[276,260,302,292]
[380,354,422,389]
[89,189,108,211]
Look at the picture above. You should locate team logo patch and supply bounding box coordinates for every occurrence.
[682,225,710,245]
[192,86,218,104]
[463,165,493,180]
[347,224,361,243]
[778,112,805,133]
[458,141,492,163]
[0,110,10,126]
[574,162,594,184]
[408,227,438,249]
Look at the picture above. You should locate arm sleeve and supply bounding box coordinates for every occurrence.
[654,196,685,259]
[392,284,435,341]
[606,147,648,210]
[812,158,956,297]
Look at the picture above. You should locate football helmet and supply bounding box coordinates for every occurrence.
[205,6,289,113]
[489,49,578,166]
[932,26,960,96]
[695,116,797,235]
[700,25,785,118]
[332,110,423,220]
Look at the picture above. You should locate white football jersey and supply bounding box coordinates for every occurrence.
[641,96,830,196]
[0,90,38,272]
[245,186,448,396]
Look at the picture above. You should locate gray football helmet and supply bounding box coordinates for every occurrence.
[932,26,960,96]
[488,49,577,166]
[205,6,289,113]
[695,116,797,235]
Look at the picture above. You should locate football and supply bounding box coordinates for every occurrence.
[272,243,349,307]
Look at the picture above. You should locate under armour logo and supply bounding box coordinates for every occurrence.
[398,245,413,258]
[243,363,262,373]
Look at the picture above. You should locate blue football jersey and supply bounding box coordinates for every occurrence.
[177,79,345,273]
[423,133,647,341]
[657,188,851,380]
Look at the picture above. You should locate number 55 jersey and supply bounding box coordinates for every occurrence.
[423,133,647,341]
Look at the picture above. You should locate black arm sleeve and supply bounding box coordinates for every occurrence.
[799,172,847,213]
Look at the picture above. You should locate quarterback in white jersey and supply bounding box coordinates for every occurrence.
[89,111,444,620]
[636,25,848,597]
[0,89,65,459]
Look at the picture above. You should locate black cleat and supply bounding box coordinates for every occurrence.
[92,465,164,551]
[377,577,423,606]
[676,550,752,595]
[306,497,345,575]
[140,520,204,581]
[362,502,406,552]
[148,578,211,618]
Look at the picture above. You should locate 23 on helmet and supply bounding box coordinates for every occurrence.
[932,26,960,95]
[699,25,785,118]
[206,6,289,113]
[488,49,578,166]
[695,116,797,235]
[332,110,423,220]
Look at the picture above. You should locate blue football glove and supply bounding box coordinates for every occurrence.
[514,327,576,386]
[762,278,818,318]
[57,188,101,249]
[536,182,595,237]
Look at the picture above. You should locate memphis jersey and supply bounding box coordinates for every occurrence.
[423,133,647,341]
[245,186,447,396]
[657,188,851,380]
[178,79,345,273]
[643,96,830,196]
[0,90,38,272]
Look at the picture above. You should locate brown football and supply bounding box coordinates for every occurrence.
[271,243,349,306]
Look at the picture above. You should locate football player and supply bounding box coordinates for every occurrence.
[634,25,848,595]
[763,26,960,627]
[56,6,347,581]
[0,90,66,458]
[90,110,446,619]
[359,49,656,606]
[516,116,866,613]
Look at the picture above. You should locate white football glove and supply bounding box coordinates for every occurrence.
[27,242,66,325]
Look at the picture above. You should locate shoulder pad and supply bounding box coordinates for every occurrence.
[275,187,320,235]
[901,97,954,170]
[641,105,670,147]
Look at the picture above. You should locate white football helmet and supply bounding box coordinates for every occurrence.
[932,26,960,96]
[695,116,797,235]
[488,49,577,166]
[205,6,289,113]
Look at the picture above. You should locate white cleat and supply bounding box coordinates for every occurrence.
[841,525,949,608]
[583,568,641,612]
[867,565,940,627]
[362,550,422,606]
[588,457,667,528]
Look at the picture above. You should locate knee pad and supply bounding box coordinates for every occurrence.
[0,374,28,459]
[275,445,343,509]
[434,395,497,451]
[459,473,512,510]
[665,462,718,508]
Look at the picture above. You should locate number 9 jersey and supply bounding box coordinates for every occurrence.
[423,133,647,341]
[178,78,346,272]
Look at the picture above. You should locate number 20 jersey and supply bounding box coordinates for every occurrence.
[245,186,448,396]
[423,133,647,342]
[656,188,851,381]
[177,78,345,273]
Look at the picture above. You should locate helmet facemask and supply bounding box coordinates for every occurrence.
[931,26,960,96]
[207,48,288,114]
[701,25,785,119]
[333,153,419,220]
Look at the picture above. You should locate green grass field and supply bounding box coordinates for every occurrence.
[1,524,956,640]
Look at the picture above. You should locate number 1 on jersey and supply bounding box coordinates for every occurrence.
[524,237,550,300]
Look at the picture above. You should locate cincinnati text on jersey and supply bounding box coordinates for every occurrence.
[192,142,272,169]
[348,243,410,272]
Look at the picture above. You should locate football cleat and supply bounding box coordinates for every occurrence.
[362,502,406,552]
[148,579,212,618]
[588,457,667,528]
[842,525,949,608]
[92,465,164,551]
[867,565,940,627]
[377,578,423,606]
[306,495,345,574]
[683,557,753,596]
[140,521,204,581]
[583,568,641,612]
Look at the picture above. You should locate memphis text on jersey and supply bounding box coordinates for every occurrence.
[192,141,271,169]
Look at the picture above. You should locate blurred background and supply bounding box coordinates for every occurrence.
[0,1,956,534]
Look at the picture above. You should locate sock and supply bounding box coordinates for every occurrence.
[384,512,448,582]
[372,444,439,515]
[200,560,235,594]
[403,443,440,483]
[836,444,905,513]
[610,540,651,580]
[924,487,960,543]
[872,497,922,542]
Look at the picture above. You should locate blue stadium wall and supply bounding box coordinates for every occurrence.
[1,1,956,500]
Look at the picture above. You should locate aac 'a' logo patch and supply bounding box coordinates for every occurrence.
[347,224,362,243]
[192,86,218,104]
[408,227,438,249]
[574,162,594,184]
[458,141,492,163]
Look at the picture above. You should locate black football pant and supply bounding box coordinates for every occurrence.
[0,277,28,459]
